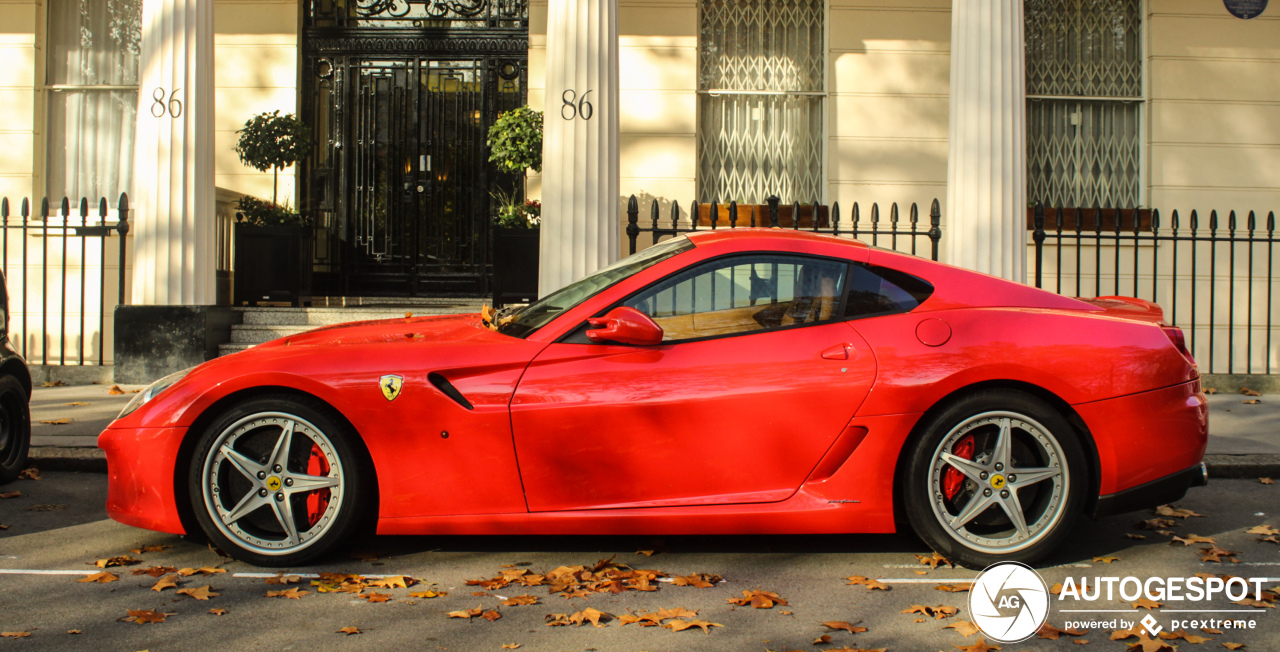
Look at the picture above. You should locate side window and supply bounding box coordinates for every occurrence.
[625,255,848,342]
[844,264,934,319]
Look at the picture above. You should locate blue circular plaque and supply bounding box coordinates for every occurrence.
[1224,0,1267,18]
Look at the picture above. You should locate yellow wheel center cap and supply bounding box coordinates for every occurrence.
[266,476,282,491]
[990,474,1006,490]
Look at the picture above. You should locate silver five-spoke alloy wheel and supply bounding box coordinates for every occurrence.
[201,412,344,556]
[927,411,1068,554]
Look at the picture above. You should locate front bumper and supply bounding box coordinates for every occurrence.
[99,426,188,535]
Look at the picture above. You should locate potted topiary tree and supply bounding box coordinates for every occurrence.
[487,106,543,307]
[232,110,315,306]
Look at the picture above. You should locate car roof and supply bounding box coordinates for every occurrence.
[685,228,871,250]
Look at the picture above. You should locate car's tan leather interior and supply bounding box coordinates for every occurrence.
[647,267,841,341]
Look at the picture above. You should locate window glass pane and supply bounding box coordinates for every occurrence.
[1025,0,1141,209]
[626,255,847,341]
[844,264,934,318]
[47,0,141,86]
[46,89,138,201]
[697,0,823,205]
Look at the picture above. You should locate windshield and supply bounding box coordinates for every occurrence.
[497,237,694,338]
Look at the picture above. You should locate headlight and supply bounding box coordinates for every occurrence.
[118,368,194,419]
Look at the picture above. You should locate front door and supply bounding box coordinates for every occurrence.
[300,2,528,296]
[510,254,879,512]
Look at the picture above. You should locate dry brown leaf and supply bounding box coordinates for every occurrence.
[636,550,655,557]
[17,467,39,480]
[1244,399,1261,405]
[120,609,171,624]
[815,634,833,645]
[367,575,416,589]
[726,589,788,609]
[150,574,180,591]
[1156,504,1205,518]
[1171,534,1216,546]
[265,587,308,599]
[0,632,31,638]
[26,504,66,512]
[66,630,81,634]
[1241,387,1262,396]
[64,401,90,406]
[264,572,301,585]
[916,552,955,569]
[935,583,973,593]
[207,608,227,616]
[1246,524,1280,536]
[845,576,890,590]
[501,645,521,650]
[945,621,981,637]
[902,604,959,620]
[39,419,72,425]
[336,626,362,635]
[1124,635,1176,651]
[1223,644,1245,650]
[107,384,126,394]
[449,606,484,619]
[132,566,177,577]
[77,572,119,583]
[1200,547,1241,563]
[95,556,140,568]
[502,595,539,606]
[360,591,393,603]
[663,618,722,634]
[1135,518,1179,530]
[129,544,171,554]
[177,586,219,601]
[1262,478,1275,485]
[1233,598,1275,609]
[1038,623,1087,639]
[671,573,721,588]
[1131,597,1162,610]
[1093,556,1120,564]
[178,567,226,577]
[1074,640,1090,645]
[822,621,868,633]
[409,590,446,598]
[0,491,19,499]
[1126,533,1147,540]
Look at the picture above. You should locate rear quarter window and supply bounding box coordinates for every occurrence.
[844,264,934,319]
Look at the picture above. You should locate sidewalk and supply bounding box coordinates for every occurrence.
[23,383,1280,476]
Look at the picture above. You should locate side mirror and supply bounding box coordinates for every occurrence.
[585,306,664,346]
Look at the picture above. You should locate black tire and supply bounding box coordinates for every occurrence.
[902,389,1087,569]
[187,395,373,567]
[0,375,31,485]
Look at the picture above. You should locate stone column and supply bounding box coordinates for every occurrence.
[945,0,1026,281]
[130,0,216,305]
[539,0,619,296]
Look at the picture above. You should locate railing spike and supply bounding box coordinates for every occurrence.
[910,202,919,225]
[79,197,89,218]
[670,200,680,230]
[690,201,699,231]
[791,201,801,230]
[1190,209,1199,231]
[99,197,108,219]
[1228,209,1237,231]
[831,201,840,231]
[1268,211,1276,233]
[729,200,738,228]
[60,196,70,218]
[811,200,820,232]
[1151,208,1160,234]
[0,197,7,219]
[21,197,28,219]
[1248,210,1256,232]
[1209,209,1218,231]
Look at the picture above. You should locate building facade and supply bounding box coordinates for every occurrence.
[0,0,1277,370]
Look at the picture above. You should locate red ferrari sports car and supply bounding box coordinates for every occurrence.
[101,229,1208,568]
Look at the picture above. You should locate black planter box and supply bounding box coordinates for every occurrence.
[234,224,311,306]
[492,228,539,308]
[114,306,238,384]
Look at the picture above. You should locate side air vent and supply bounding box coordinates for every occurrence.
[428,372,473,410]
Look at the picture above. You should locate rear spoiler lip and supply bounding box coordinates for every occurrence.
[1076,295,1166,324]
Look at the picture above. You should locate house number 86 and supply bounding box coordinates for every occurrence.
[151,87,183,119]
[561,89,594,121]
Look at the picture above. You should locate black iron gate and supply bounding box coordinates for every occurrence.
[300,1,528,297]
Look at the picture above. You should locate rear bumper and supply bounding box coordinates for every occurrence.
[99,426,187,535]
[1092,462,1207,519]
[1075,379,1208,496]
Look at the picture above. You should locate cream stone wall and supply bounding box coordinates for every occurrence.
[1148,1,1280,215]
[828,0,950,216]
[213,0,299,205]
[0,0,36,201]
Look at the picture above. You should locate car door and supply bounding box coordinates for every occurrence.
[510,253,878,512]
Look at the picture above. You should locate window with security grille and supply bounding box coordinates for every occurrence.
[697,0,824,205]
[1025,0,1142,209]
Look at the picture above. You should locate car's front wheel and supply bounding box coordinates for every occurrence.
[903,390,1087,568]
[188,396,372,566]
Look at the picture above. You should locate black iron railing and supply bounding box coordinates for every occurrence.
[1031,204,1279,375]
[625,195,942,261]
[0,194,131,366]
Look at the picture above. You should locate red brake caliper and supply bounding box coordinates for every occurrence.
[943,435,974,501]
[305,444,331,527]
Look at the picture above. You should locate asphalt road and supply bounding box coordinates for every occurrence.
[0,473,1277,651]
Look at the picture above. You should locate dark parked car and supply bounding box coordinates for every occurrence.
[0,271,31,485]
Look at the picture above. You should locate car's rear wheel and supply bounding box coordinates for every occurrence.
[0,376,30,485]
[188,396,371,566]
[903,390,1086,568]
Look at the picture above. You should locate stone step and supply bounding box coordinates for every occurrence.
[236,305,482,326]
[229,324,315,344]
[217,342,257,356]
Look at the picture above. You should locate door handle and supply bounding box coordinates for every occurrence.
[821,343,854,360]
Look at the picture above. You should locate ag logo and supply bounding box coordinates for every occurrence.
[969,561,1050,643]
[380,375,404,401]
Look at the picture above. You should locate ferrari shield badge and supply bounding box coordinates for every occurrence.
[380,375,403,401]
